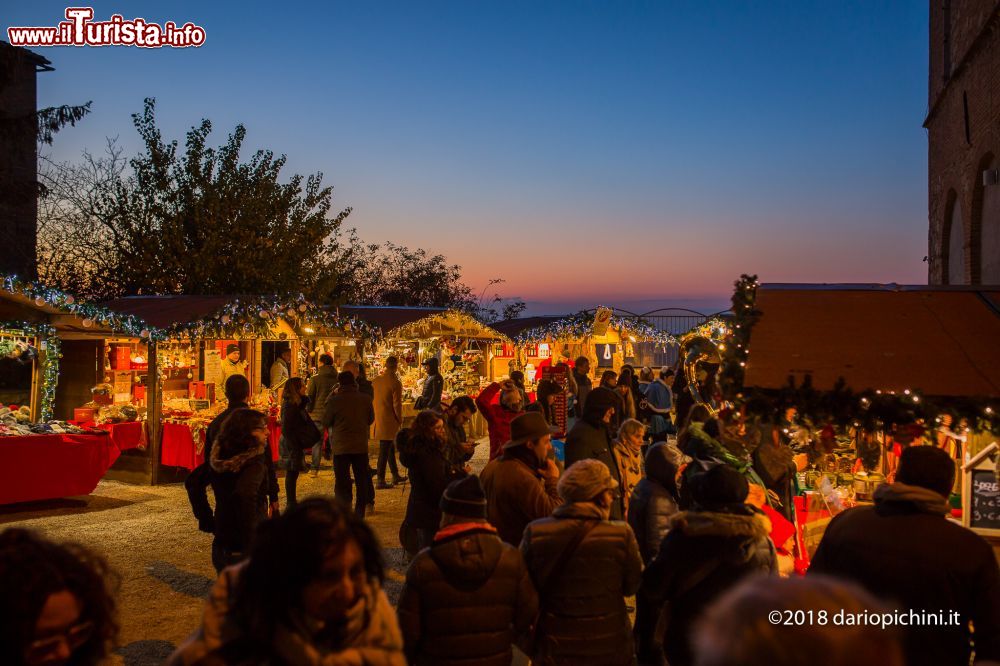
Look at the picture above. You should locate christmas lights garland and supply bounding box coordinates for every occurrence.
[514,309,678,349]
[2,275,153,339]
[157,295,381,342]
[720,274,1000,436]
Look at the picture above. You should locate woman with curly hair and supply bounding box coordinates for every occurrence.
[398,410,468,551]
[171,497,405,664]
[0,528,119,666]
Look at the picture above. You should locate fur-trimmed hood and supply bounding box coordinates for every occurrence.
[210,440,266,474]
[667,509,771,541]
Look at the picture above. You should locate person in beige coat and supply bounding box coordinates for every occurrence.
[373,356,406,489]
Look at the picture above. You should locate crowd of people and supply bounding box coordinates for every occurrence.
[2,356,999,666]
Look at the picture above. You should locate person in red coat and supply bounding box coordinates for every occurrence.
[476,380,525,461]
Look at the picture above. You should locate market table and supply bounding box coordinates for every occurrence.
[160,421,204,471]
[98,421,146,452]
[161,419,279,471]
[0,432,118,505]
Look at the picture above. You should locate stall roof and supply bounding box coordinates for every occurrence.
[102,295,236,329]
[492,316,563,338]
[337,306,448,334]
[743,284,1000,398]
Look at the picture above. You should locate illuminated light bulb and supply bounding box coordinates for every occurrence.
[876,390,882,394]
[912,396,920,403]
[903,389,911,395]
[986,407,994,415]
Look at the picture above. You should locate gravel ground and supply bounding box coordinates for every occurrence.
[0,441,491,665]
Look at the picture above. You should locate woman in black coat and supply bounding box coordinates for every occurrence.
[398,410,467,551]
[209,408,273,573]
[281,377,321,507]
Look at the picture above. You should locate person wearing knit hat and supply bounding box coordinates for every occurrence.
[519,460,642,664]
[557,459,619,508]
[398,474,539,666]
[220,343,246,388]
[564,386,626,520]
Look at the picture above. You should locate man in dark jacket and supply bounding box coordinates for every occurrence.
[565,386,625,519]
[185,375,278,532]
[322,371,375,517]
[397,476,538,666]
[520,459,643,665]
[809,446,1000,666]
[628,442,681,564]
[417,357,443,411]
[481,412,562,545]
[305,353,337,476]
[636,463,777,666]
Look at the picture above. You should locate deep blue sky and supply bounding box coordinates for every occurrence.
[8,1,929,314]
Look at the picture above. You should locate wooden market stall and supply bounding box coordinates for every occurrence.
[103,294,355,483]
[0,276,152,503]
[493,308,679,388]
[723,280,1000,563]
[339,306,508,435]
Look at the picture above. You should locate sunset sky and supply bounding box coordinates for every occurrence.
[8,1,929,315]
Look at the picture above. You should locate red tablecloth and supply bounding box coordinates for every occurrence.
[161,418,280,471]
[160,422,204,471]
[0,433,117,505]
[267,417,281,461]
[98,421,145,451]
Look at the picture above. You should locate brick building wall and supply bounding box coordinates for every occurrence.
[926,1,1000,284]
[0,44,50,281]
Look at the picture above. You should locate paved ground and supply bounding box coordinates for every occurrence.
[0,442,491,665]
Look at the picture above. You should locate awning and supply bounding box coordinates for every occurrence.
[743,284,1000,398]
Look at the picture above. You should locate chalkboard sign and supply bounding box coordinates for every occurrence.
[970,469,1000,532]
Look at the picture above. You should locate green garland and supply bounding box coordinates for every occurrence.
[720,274,1000,435]
[158,295,381,343]
[0,322,60,421]
[2,275,152,339]
[515,309,678,349]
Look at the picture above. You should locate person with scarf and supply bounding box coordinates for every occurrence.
[481,412,561,545]
[809,446,1000,666]
[614,418,646,518]
[565,387,626,519]
[397,475,538,665]
[170,498,405,665]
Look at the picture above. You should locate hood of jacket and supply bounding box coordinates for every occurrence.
[873,481,950,515]
[667,508,771,541]
[428,525,504,585]
[645,442,680,489]
[316,365,337,378]
[210,440,266,474]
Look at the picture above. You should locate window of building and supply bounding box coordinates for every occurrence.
[947,197,966,285]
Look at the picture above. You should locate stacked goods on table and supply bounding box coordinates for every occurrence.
[0,405,100,437]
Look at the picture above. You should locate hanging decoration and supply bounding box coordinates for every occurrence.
[0,323,60,422]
